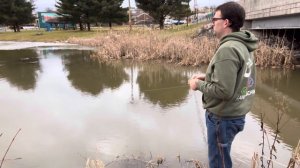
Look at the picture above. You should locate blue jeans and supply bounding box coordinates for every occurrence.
[205,111,245,168]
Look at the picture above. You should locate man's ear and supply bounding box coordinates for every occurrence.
[225,19,232,27]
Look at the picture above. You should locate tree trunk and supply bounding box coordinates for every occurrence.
[186,16,189,27]
[79,21,84,31]
[13,25,17,32]
[16,23,21,32]
[87,22,91,31]
[73,22,77,30]
[159,16,164,30]
[109,21,112,29]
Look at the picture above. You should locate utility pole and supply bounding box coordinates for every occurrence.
[128,0,132,31]
[181,1,189,27]
[194,0,198,23]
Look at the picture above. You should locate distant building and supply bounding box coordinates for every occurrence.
[37,12,74,30]
[131,8,154,25]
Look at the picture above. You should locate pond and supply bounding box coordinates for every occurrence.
[0,48,299,168]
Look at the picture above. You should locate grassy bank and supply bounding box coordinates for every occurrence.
[0,24,202,42]
[0,29,103,42]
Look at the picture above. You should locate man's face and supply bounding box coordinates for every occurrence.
[212,10,226,39]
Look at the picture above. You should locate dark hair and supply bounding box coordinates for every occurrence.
[216,1,245,32]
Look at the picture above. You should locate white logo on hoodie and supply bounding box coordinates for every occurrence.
[244,58,253,78]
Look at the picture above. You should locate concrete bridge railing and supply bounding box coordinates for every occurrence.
[240,0,300,20]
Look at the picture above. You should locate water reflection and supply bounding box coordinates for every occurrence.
[137,63,189,108]
[0,50,40,90]
[62,52,128,96]
[0,48,299,168]
[252,68,300,147]
[257,68,300,103]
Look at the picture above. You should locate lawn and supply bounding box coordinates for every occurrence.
[0,23,207,42]
[0,29,104,42]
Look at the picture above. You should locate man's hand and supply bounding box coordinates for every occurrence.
[188,78,199,90]
[192,73,206,81]
[189,73,205,90]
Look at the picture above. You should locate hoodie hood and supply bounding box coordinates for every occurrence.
[219,31,258,52]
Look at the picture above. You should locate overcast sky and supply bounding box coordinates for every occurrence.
[34,0,231,12]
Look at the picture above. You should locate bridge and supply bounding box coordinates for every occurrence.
[241,0,300,29]
[240,0,300,61]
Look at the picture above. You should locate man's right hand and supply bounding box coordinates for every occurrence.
[188,78,199,90]
[192,74,206,81]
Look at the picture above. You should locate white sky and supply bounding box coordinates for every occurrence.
[34,0,231,12]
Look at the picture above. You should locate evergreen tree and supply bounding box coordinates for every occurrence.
[98,0,127,29]
[56,0,127,30]
[0,0,35,32]
[135,0,175,29]
[56,0,101,31]
[56,0,84,30]
[76,0,100,31]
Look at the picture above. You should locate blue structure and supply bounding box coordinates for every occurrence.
[37,12,74,30]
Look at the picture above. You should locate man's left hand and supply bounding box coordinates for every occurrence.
[188,78,199,90]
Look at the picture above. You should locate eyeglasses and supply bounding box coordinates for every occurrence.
[212,17,225,22]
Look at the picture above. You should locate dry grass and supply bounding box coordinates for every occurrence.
[68,31,217,66]
[83,155,207,168]
[68,30,296,68]
[255,40,295,69]
[287,140,300,168]
[85,158,105,168]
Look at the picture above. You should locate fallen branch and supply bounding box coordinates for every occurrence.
[0,129,21,168]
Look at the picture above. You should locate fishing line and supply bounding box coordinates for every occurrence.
[193,91,208,143]
[140,84,207,143]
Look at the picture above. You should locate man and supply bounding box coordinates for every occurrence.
[188,1,258,168]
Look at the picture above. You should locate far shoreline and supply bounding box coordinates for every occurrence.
[0,41,95,50]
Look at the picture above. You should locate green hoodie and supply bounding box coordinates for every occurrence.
[197,31,258,117]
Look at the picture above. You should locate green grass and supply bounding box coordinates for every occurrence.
[0,22,207,42]
[0,29,106,42]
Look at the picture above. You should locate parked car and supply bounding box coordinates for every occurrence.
[164,19,173,25]
[171,20,186,25]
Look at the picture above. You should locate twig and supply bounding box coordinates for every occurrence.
[149,151,153,160]
[260,113,266,168]
[252,152,259,168]
[267,94,287,168]
[185,159,207,168]
[287,139,300,168]
[105,157,157,168]
[0,128,21,168]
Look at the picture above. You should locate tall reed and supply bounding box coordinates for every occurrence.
[255,36,295,69]
[68,31,217,66]
[68,31,296,68]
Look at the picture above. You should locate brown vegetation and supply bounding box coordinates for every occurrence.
[68,31,296,69]
[68,31,217,66]
[255,38,295,69]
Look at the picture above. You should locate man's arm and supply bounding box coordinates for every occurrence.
[198,59,239,100]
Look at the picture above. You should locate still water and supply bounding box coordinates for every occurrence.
[0,48,299,168]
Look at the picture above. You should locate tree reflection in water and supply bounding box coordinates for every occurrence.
[137,63,190,108]
[62,52,129,96]
[0,49,41,90]
[252,68,300,147]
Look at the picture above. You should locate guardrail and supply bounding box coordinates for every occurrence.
[245,2,300,20]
